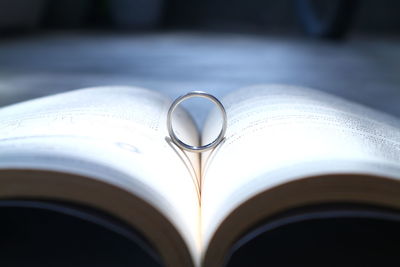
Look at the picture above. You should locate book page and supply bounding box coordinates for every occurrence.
[0,86,201,266]
[200,84,400,252]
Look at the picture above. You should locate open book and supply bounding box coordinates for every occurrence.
[0,84,400,267]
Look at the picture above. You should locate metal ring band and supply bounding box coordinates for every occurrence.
[167,91,227,152]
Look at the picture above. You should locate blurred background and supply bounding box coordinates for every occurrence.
[0,0,400,126]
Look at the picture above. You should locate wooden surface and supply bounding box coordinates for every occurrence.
[0,31,399,127]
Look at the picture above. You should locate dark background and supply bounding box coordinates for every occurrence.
[2,0,400,33]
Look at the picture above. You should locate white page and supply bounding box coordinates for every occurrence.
[0,86,201,261]
[201,84,400,248]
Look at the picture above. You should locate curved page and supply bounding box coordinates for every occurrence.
[0,86,201,267]
[201,84,400,266]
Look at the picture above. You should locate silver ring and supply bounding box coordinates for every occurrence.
[167,91,227,152]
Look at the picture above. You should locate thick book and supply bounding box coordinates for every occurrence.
[0,84,399,267]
